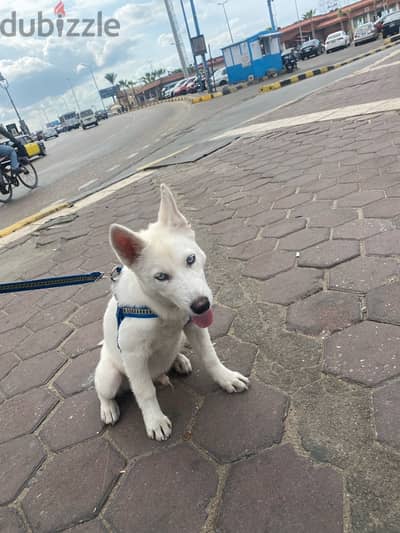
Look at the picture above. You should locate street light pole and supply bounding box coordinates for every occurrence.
[294,0,304,43]
[180,0,202,85]
[67,78,81,114]
[77,64,107,112]
[0,72,29,133]
[218,1,234,43]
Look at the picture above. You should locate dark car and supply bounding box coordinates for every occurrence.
[382,11,400,38]
[95,110,108,120]
[299,39,323,59]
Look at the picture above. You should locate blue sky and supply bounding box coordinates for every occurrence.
[0,0,345,129]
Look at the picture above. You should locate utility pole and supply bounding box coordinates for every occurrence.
[294,0,304,43]
[188,0,213,93]
[0,72,29,133]
[67,78,81,114]
[163,0,189,77]
[218,1,234,43]
[180,0,202,85]
[267,0,276,31]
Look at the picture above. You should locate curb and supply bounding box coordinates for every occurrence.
[0,202,71,238]
[260,36,400,93]
[191,92,223,104]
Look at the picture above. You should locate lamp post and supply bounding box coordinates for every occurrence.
[180,0,202,86]
[218,1,234,43]
[0,72,29,134]
[77,63,107,111]
[294,0,304,43]
[66,78,81,114]
[188,0,213,93]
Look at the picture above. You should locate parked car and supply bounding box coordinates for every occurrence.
[43,127,58,140]
[299,39,324,59]
[95,109,108,120]
[161,81,179,99]
[213,67,229,86]
[13,134,46,157]
[184,76,199,93]
[172,78,191,96]
[79,109,98,129]
[381,11,400,38]
[325,31,351,53]
[354,22,379,45]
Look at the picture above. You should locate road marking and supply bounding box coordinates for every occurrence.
[78,179,98,191]
[127,152,138,159]
[213,97,400,139]
[106,164,121,173]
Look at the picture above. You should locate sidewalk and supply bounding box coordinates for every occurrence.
[2,61,400,533]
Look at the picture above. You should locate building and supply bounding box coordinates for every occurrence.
[280,0,400,48]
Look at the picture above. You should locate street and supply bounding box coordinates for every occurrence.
[0,38,395,229]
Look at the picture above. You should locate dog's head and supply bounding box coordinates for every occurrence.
[109,184,213,327]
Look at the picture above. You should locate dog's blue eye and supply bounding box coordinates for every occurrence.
[186,254,196,266]
[154,273,169,282]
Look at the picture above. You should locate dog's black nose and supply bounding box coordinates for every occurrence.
[190,297,210,315]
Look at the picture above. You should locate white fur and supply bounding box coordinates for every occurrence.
[94,184,249,441]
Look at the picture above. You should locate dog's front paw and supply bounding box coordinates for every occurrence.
[214,367,249,393]
[144,413,172,441]
[173,353,192,375]
[100,399,120,425]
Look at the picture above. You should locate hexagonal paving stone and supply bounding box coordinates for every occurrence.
[279,228,329,251]
[260,268,323,305]
[0,352,18,380]
[364,199,400,219]
[105,444,217,533]
[39,390,103,451]
[337,190,384,207]
[54,348,99,397]
[0,508,25,533]
[62,321,103,358]
[317,183,358,200]
[298,239,359,268]
[0,435,46,504]
[70,298,108,328]
[227,238,276,260]
[195,207,234,225]
[0,388,58,444]
[367,282,400,325]
[22,438,124,533]
[108,384,197,459]
[263,219,306,239]
[26,300,77,332]
[16,324,73,360]
[209,305,236,339]
[243,251,296,280]
[333,218,395,240]
[287,291,361,335]
[373,381,400,449]
[192,380,287,462]
[324,321,400,385]
[329,256,399,293]
[1,350,65,398]
[183,335,257,394]
[365,229,400,256]
[273,193,312,209]
[246,209,287,227]
[216,444,343,533]
[63,519,108,532]
[308,208,357,228]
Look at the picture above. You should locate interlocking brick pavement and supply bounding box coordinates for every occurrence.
[3,65,400,532]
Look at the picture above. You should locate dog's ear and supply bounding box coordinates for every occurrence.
[109,224,145,267]
[158,183,190,229]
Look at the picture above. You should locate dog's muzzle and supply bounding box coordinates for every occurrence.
[190,296,210,315]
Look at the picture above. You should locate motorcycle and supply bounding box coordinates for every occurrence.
[282,51,298,73]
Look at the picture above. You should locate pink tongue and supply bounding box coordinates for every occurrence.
[191,308,214,328]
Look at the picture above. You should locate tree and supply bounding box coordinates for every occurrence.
[104,72,118,85]
[303,9,316,38]
[140,68,166,85]
[104,73,118,103]
[337,8,352,36]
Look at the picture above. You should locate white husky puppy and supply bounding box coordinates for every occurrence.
[95,183,249,441]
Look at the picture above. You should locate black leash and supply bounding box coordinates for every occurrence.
[0,271,104,294]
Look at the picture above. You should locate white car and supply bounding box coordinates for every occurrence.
[213,67,228,87]
[79,109,98,129]
[325,31,350,53]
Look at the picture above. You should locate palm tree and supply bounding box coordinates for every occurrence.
[337,8,352,37]
[140,68,166,85]
[104,73,118,104]
[302,9,316,39]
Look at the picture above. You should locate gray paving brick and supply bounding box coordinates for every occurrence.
[260,268,323,305]
[329,256,399,293]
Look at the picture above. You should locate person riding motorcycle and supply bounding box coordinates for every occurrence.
[0,126,28,193]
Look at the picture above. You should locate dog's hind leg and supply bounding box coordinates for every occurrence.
[95,349,122,425]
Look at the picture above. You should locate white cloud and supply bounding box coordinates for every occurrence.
[157,32,173,47]
[0,56,52,81]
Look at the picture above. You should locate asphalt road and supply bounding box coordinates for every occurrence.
[0,37,396,228]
